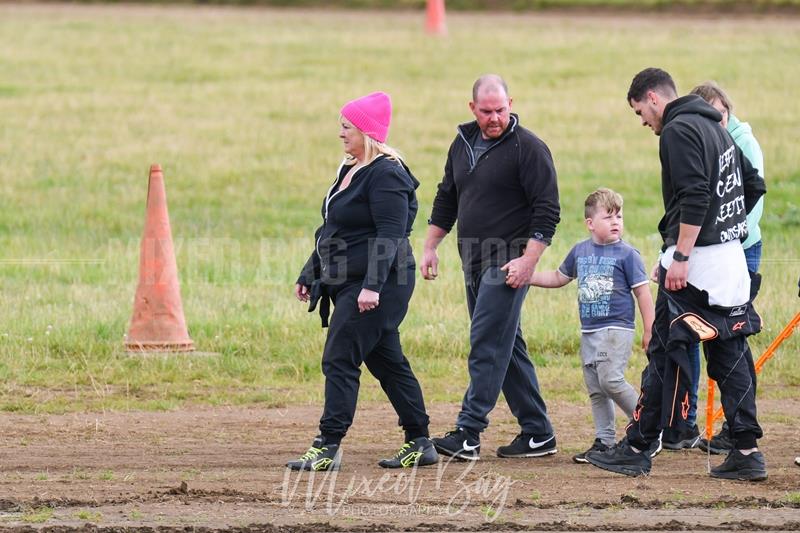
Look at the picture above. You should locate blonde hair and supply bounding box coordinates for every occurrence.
[360,134,404,164]
[585,188,623,219]
[341,116,403,166]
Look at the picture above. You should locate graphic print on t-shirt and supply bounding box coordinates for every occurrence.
[576,255,616,319]
[558,239,648,331]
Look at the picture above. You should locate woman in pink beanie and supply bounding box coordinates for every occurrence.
[289,92,437,471]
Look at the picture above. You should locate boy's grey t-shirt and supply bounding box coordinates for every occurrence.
[558,239,649,332]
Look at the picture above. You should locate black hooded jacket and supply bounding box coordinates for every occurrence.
[658,95,766,249]
[297,155,419,293]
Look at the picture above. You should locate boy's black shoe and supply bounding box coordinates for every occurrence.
[379,437,439,468]
[586,440,651,477]
[573,438,608,464]
[709,449,767,481]
[497,433,557,458]
[699,422,733,455]
[432,428,481,461]
[286,436,341,471]
[662,424,701,450]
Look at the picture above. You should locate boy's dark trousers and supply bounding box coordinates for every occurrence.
[627,266,763,451]
[319,267,429,442]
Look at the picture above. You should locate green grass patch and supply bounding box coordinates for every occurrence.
[21,507,54,524]
[785,492,800,505]
[0,5,798,414]
[75,510,103,522]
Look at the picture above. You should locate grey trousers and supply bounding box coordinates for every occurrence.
[455,266,554,438]
[580,328,639,446]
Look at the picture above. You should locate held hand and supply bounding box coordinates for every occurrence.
[420,248,439,280]
[295,283,310,302]
[641,329,652,352]
[665,261,689,291]
[357,288,380,313]
[650,261,660,283]
[501,256,536,289]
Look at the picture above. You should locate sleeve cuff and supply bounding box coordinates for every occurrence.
[679,209,706,227]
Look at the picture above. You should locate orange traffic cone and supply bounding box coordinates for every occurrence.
[125,164,194,353]
[426,0,447,35]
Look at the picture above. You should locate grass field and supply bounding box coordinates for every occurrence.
[0,4,798,414]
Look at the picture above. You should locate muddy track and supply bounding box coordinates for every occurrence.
[0,401,798,531]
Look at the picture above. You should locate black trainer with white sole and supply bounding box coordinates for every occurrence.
[573,439,608,464]
[497,433,557,458]
[432,428,481,461]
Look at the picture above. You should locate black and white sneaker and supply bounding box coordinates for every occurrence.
[432,428,481,461]
[379,437,439,468]
[699,422,733,455]
[710,449,767,481]
[794,456,799,467]
[586,439,651,477]
[573,439,608,464]
[662,424,701,450]
[286,436,341,472]
[497,433,557,458]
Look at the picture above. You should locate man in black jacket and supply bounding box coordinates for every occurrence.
[421,74,561,461]
[586,68,767,481]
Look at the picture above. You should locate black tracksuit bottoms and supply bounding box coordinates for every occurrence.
[319,267,430,444]
[455,266,554,438]
[627,267,763,451]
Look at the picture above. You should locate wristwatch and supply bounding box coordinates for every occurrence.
[672,250,690,262]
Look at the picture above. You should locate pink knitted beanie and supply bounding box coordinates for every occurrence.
[341,92,392,143]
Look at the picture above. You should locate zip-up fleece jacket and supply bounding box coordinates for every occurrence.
[429,114,560,275]
[297,155,419,293]
[658,95,765,249]
[727,114,765,249]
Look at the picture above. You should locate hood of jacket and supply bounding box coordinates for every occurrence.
[726,114,753,144]
[663,95,722,128]
[396,158,420,190]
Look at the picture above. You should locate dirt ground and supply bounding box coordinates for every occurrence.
[1,400,799,532]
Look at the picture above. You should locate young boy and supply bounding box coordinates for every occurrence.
[531,188,656,463]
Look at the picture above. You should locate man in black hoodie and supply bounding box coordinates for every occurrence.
[421,74,561,461]
[586,68,767,481]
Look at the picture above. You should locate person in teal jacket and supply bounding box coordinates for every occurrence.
[691,82,764,264]
[687,81,765,454]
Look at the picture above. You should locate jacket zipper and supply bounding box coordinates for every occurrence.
[316,157,349,259]
[317,156,375,259]
[458,115,518,173]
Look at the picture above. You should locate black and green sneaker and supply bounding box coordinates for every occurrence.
[379,437,439,469]
[286,436,341,472]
